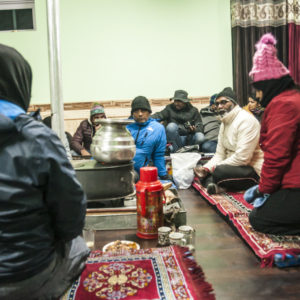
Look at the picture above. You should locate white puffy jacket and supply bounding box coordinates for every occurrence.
[204,105,264,176]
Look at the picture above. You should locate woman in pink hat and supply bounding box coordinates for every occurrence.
[244,33,300,235]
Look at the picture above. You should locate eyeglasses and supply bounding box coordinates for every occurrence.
[215,100,229,107]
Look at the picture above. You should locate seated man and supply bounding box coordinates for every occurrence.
[71,102,106,156]
[194,87,264,195]
[0,44,89,299]
[199,93,220,153]
[127,96,168,181]
[151,90,204,153]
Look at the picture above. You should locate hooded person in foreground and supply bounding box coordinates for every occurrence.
[127,96,168,181]
[0,44,89,299]
[245,33,300,235]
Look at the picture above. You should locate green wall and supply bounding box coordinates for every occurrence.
[0,0,232,104]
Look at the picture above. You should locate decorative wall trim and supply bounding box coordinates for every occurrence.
[28,96,210,113]
[231,0,300,28]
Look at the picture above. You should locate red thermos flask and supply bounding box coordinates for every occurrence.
[136,167,164,239]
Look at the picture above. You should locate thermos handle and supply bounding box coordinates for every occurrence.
[140,188,147,217]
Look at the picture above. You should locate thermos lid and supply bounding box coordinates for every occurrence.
[140,166,158,182]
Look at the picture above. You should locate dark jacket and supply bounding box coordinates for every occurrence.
[151,102,203,135]
[127,118,167,177]
[259,89,300,194]
[71,119,95,154]
[0,114,86,282]
[199,106,221,141]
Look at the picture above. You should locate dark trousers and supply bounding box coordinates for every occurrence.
[201,164,259,191]
[0,236,90,300]
[249,188,300,235]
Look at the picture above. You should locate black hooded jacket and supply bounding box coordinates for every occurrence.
[151,102,203,135]
[0,44,86,282]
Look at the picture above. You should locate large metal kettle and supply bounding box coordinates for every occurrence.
[90,119,136,163]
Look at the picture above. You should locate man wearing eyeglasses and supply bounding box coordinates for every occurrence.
[194,87,264,195]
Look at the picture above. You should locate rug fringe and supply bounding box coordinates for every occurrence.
[176,246,216,300]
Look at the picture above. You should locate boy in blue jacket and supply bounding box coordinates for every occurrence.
[127,96,168,181]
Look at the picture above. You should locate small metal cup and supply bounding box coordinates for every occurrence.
[178,225,195,247]
[158,226,172,246]
[169,232,187,246]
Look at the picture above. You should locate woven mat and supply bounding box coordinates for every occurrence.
[61,245,215,300]
[193,179,300,267]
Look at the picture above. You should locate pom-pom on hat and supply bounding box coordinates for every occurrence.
[249,33,289,82]
[90,102,105,116]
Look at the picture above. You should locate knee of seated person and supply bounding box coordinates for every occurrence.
[166,122,178,132]
[248,210,263,231]
[194,132,205,144]
[212,165,229,177]
[202,141,215,153]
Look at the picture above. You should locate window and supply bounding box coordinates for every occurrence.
[0,0,35,31]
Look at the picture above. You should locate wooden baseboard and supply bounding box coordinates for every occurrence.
[28,96,210,112]
[30,97,210,135]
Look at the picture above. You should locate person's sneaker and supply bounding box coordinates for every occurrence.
[206,183,217,195]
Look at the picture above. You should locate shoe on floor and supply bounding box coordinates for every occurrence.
[207,183,217,195]
[206,183,226,195]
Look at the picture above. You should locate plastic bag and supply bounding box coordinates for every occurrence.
[171,152,202,189]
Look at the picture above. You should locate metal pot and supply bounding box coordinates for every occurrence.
[90,119,136,163]
[73,160,135,201]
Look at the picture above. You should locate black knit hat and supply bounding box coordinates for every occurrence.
[216,87,238,105]
[131,96,152,114]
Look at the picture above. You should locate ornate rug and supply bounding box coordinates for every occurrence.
[61,246,215,300]
[193,179,300,267]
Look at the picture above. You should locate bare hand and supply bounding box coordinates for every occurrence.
[95,124,101,131]
[189,125,196,132]
[80,149,91,156]
[193,166,208,179]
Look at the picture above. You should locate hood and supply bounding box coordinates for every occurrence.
[200,106,216,115]
[0,44,32,111]
[0,113,18,145]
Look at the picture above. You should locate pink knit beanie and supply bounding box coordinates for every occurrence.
[249,33,289,82]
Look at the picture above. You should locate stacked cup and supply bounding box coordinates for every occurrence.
[157,225,195,250]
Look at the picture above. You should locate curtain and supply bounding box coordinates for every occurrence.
[288,2,300,85]
[231,0,300,106]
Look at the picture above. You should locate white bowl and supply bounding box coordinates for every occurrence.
[102,240,140,252]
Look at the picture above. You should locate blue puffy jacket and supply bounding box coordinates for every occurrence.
[127,118,167,177]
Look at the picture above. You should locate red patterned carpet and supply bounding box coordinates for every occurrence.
[61,246,215,300]
[193,180,300,267]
